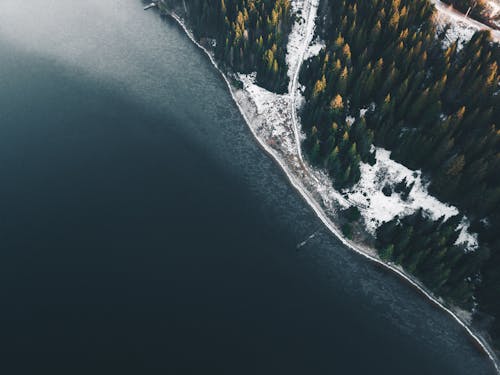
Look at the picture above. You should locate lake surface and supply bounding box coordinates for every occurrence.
[0,1,496,374]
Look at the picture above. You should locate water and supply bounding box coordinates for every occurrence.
[0,1,495,374]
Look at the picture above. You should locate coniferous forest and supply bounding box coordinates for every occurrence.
[162,0,292,92]
[300,0,500,348]
[163,0,500,350]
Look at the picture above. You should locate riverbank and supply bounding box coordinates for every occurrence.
[154,2,499,372]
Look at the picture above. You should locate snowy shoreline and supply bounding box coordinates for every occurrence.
[158,4,500,372]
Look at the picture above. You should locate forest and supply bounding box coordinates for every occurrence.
[376,210,486,308]
[299,0,500,347]
[163,0,500,350]
[161,0,292,92]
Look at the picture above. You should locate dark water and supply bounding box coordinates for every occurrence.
[0,1,495,374]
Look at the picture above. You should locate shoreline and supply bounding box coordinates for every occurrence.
[156,5,500,373]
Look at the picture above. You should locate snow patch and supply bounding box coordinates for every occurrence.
[486,0,500,17]
[345,148,459,232]
[304,39,325,61]
[359,103,376,118]
[431,0,500,48]
[456,218,479,251]
[346,115,355,126]
[438,18,479,49]
[485,0,500,29]
[238,73,293,149]
[286,0,321,88]
[343,148,478,251]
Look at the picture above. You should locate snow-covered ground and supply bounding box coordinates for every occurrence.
[485,0,500,28]
[237,0,480,252]
[347,148,458,233]
[431,0,500,48]
[346,148,479,250]
[238,72,479,251]
[486,0,500,18]
[287,0,321,162]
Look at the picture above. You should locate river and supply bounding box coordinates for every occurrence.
[0,1,495,374]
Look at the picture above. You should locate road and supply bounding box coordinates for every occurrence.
[431,0,500,42]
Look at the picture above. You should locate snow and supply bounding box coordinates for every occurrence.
[237,73,295,154]
[456,217,479,251]
[304,39,326,61]
[288,0,321,162]
[485,0,500,29]
[234,0,355,239]
[236,71,352,214]
[340,147,478,250]
[431,0,500,48]
[440,21,479,49]
[287,0,321,89]
[346,115,355,126]
[436,13,480,49]
[486,0,500,17]
[235,0,480,252]
[238,73,480,251]
[346,148,448,223]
